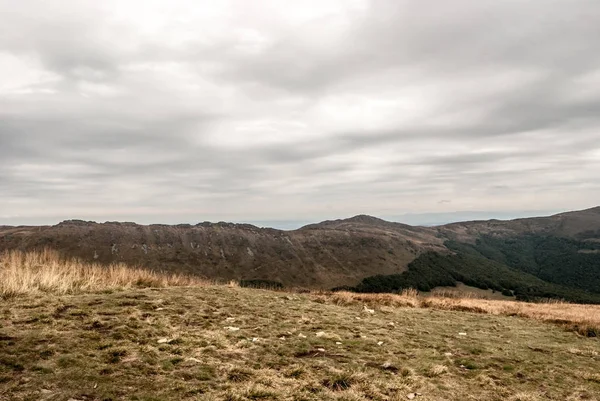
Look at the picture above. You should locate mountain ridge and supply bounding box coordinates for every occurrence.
[1,206,599,301]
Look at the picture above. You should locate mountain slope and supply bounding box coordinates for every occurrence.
[0,218,445,289]
[439,206,600,241]
[436,207,600,297]
[1,207,599,300]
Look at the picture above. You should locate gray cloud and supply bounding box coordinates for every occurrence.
[1,0,599,226]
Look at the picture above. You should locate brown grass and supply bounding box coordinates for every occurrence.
[315,290,600,337]
[0,249,206,298]
[2,249,598,337]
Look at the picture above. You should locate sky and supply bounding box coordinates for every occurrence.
[1,0,600,228]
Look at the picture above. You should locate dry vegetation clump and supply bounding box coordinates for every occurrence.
[316,290,600,337]
[428,288,482,299]
[315,289,420,308]
[0,249,206,298]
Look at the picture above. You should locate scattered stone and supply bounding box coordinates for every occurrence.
[155,307,164,311]
[187,357,202,363]
[317,348,325,352]
[251,337,259,342]
[157,338,170,344]
[40,389,52,394]
[377,341,384,346]
[381,362,399,372]
[225,326,240,332]
[363,306,375,314]
[406,393,422,399]
[298,333,307,338]
[355,317,361,320]
[335,342,342,345]
[444,352,453,356]
[315,331,326,337]
[388,322,395,326]
[279,336,286,340]
[225,317,236,322]
[458,332,467,336]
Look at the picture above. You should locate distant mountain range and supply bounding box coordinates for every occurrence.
[2,206,600,303]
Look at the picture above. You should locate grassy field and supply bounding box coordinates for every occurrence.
[1,251,600,400]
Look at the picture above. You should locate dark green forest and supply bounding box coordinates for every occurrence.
[348,246,600,304]
[446,235,600,294]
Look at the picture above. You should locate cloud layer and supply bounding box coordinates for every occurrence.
[1,0,599,225]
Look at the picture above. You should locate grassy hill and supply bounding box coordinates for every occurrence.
[1,251,600,400]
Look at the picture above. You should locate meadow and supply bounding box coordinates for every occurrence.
[1,250,599,400]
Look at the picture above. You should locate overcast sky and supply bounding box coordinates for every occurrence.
[1,0,599,227]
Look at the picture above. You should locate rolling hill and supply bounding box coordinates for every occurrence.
[1,206,599,302]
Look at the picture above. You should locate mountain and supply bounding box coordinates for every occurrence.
[1,206,599,302]
[440,206,600,240]
[0,218,445,289]
[435,206,600,299]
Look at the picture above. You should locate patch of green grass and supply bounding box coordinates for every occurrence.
[227,367,254,382]
[322,371,357,391]
[56,355,78,368]
[31,364,53,374]
[106,349,127,364]
[0,357,24,372]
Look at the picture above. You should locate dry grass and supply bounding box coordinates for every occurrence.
[2,285,599,400]
[0,249,206,298]
[2,250,600,400]
[3,249,599,337]
[316,290,600,337]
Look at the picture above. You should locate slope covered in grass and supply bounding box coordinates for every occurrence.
[2,285,600,401]
[0,249,205,298]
